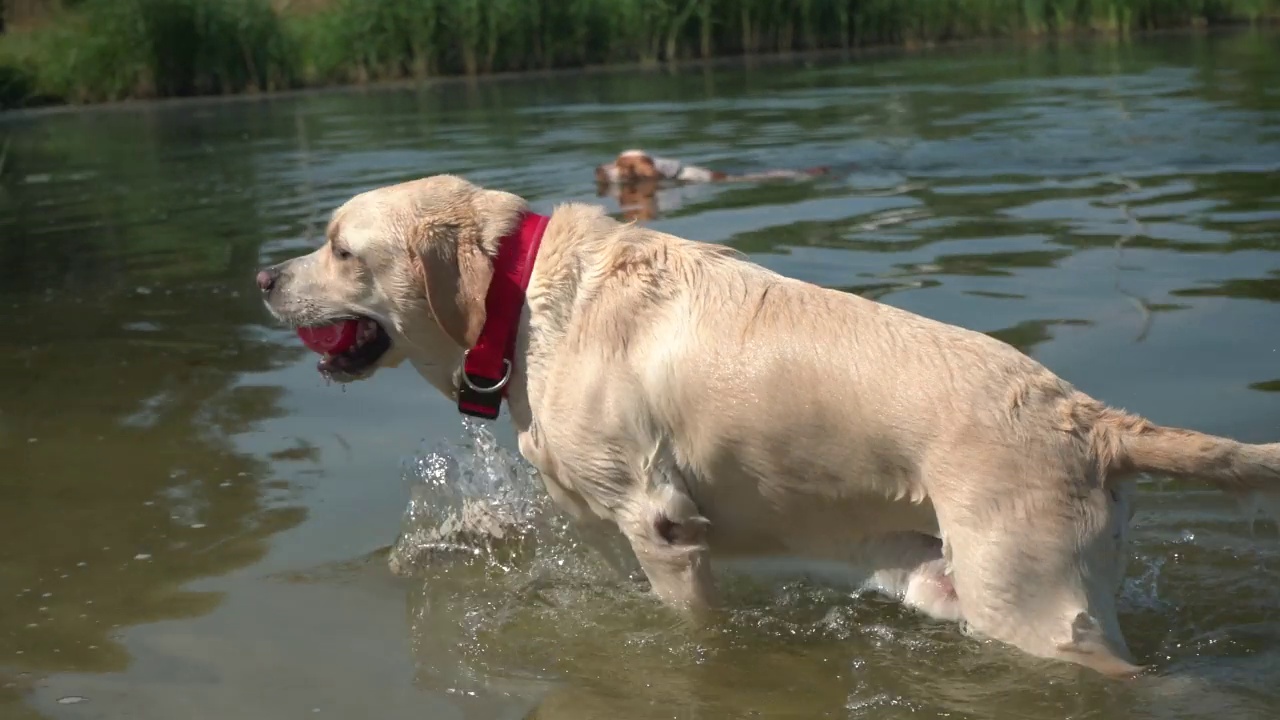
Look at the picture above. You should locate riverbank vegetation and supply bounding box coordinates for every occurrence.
[2,0,1277,108]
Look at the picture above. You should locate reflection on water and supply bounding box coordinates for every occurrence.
[0,108,312,715]
[1,29,1278,720]
[0,135,301,599]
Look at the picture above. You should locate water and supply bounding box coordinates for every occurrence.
[2,31,1279,720]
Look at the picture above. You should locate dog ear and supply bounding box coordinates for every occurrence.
[410,222,493,349]
[407,185,527,349]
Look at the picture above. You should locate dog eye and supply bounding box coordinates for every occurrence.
[333,246,353,260]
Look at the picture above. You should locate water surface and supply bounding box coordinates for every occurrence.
[2,31,1278,720]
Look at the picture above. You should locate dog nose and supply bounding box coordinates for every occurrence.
[256,267,279,292]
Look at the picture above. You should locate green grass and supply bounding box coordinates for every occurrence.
[3,0,296,105]
[1,0,1278,108]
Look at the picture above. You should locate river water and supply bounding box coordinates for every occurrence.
[2,31,1278,720]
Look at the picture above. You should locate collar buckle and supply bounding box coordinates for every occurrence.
[457,351,512,420]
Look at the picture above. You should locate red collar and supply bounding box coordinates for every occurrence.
[456,211,550,420]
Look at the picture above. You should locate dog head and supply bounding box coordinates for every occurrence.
[256,174,528,396]
[595,149,665,187]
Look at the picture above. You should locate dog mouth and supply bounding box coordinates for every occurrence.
[300,317,391,381]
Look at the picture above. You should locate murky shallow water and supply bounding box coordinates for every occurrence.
[2,31,1278,720]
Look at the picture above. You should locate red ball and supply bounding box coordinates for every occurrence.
[297,320,359,354]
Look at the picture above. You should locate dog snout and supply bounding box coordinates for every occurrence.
[256,265,281,292]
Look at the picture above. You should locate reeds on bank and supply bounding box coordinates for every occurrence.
[1,0,1276,107]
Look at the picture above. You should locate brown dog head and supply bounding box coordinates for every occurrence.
[596,150,666,188]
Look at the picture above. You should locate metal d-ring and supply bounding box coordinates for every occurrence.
[460,350,512,394]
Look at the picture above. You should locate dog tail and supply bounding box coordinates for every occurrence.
[1091,402,1280,522]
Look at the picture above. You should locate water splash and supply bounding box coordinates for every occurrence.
[391,420,655,699]
[1121,554,1170,612]
[400,418,541,526]
[390,418,549,574]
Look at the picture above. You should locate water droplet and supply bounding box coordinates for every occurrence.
[27,438,37,443]
[134,553,152,561]
[57,696,88,705]
[190,523,206,530]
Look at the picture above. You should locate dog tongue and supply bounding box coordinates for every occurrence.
[297,321,359,354]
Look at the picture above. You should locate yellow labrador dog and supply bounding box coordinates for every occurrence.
[257,174,1279,677]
